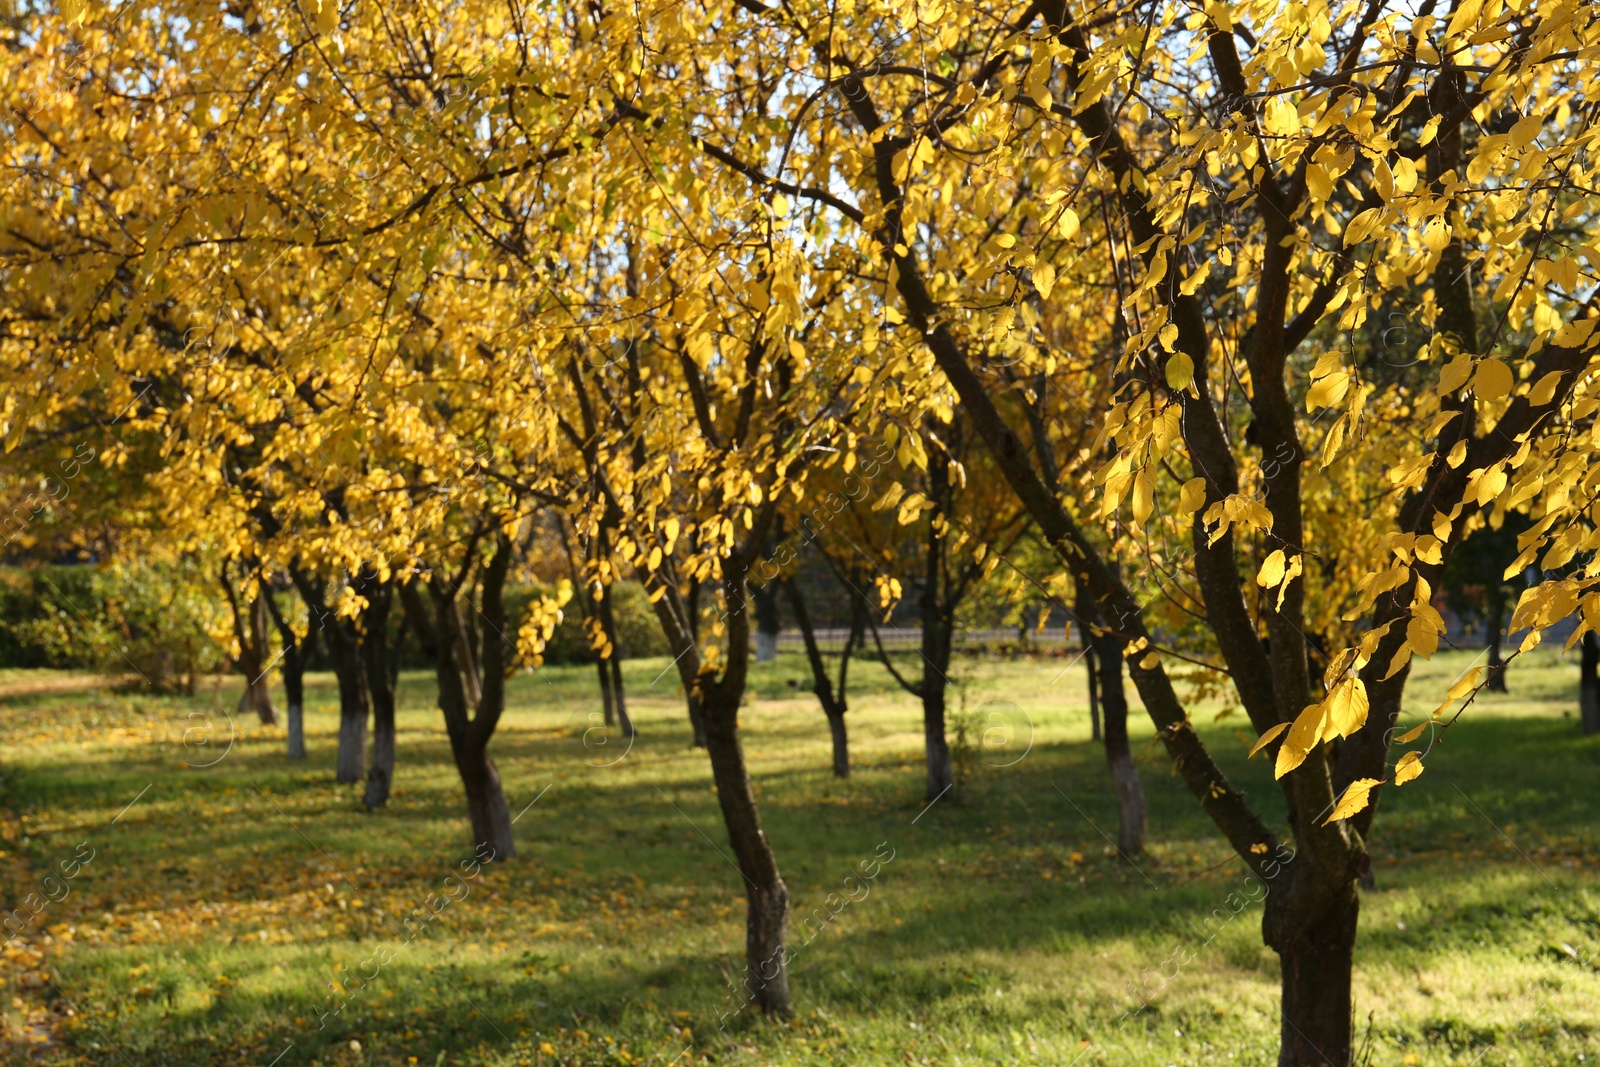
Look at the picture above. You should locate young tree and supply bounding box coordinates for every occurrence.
[780,565,866,778]
[262,579,315,760]
[1442,516,1527,692]
[220,561,278,726]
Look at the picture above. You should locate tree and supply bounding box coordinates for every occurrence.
[581,3,1600,1062]
[1442,515,1528,692]
[807,416,1029,801]
[262,579,315,760]
[9,1,1600,1060]
[780,562,866,778]
[220,560,278,726]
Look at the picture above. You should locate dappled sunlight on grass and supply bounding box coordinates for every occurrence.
[0,647,1596,1065]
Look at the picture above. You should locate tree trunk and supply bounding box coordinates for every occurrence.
[1088,609,1145,856]
[333,629,369,784]
[399,547,517,860]
[597,581,635,738]
[780,575,853,778]
[286,698,307,760]
[609,654,634,737]
[643,562,708,747]
[1266,878,1359,1067]
[701,690,791,1015]
[361,580,397,810]
[1581,631,1600,736]
[246,592,278,725]
[752,580,781,662]
[1086,646,1102,741]
[1486,583,1508,693]
[922,682,952,801]
[921,461,953,802]
[263,584,311,760]
[456,740,515,860]
[223,565,278,725]
[1075,579,1101,741]
[283,636,307,761]
[597,656,617,727]
[825,710,849,778]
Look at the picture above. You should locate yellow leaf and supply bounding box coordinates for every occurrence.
[1323,778,1384,824]
[1528,371,1564,406]
[1131,469,1154,524]
[1248,722,1289,759]
[1326,678,1369,738]
[1275,702,1327,779]
[1393,751,1424,785]
[1165,351,1194,391]
[1306,163,1332,201]
[1057,208,1080,240]
[1275,554,1303,612]
[1138,651,1159,670]
[1552,317,1597,348]
[1437,350,1473,393]
[1256,549,1287,589]
[1178,477,1208,516]
[1178,260,1212,296]
[1395,720,1433,744]
[1158,323,1179,353]
[1446,666,1482,701]
[1406,615,1440,659]
[1034,262,1057,299]
[1507,113,1542,149]
[1306,370,1350,410]
[1382,642,1413,681]
[1445,0,1482,40]
[1263,97,1300,137]
[1472,358,1513,400]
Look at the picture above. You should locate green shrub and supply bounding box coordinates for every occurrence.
[0,560,227,691]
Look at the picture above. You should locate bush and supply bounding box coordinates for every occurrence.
[505,580,668,665]
[0,561,227,691]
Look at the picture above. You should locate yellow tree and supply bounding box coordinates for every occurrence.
[548,1,1600,1062]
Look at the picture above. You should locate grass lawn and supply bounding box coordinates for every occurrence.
[0,645,1597,1066]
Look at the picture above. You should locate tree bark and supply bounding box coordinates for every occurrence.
[399,543,517,860]
[597,579,635,738]
[642,560,708,747]
[751,581,781,662]
[1485,582,1508,693]
[1265,873,1359,1067]
[597,656,617,727]
[1087,612,1145,856]
[921,456,954,802]
[263,584,312,760]
[456,737,514,861]
[246,591,278,725]
[332,627,369,784]
[651,512,792,1015]
[1076,580,1101,741]
[222,564,278,725]
[780,574,854,778]
[359,578,397,810]
[1581,631,1600,736]
[291,568,371,785]
[700,691,791,1013]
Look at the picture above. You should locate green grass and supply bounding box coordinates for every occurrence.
[1,646,1598,1066]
